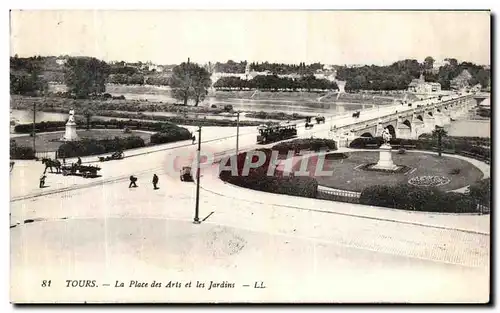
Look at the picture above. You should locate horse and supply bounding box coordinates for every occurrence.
[42,158,61,174]
[352,111,360,118]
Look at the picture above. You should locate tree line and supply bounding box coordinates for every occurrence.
[336,57,490,91]
[249,62,323,75]
[213,75,338,91]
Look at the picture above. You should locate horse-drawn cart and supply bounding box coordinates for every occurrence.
[62,164,101,178]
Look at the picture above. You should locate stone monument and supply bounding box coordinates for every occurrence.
[62,109,79,141]
[371,128,398,171]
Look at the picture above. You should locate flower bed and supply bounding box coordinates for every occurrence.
[408,176,451,187]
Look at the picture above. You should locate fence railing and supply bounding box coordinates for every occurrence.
[35,151,56,160]
[477,203,490,215]
[317,188,360,204]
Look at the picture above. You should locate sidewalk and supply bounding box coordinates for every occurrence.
[200,168,490,235]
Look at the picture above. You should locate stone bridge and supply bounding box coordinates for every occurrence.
[334,94,479,140]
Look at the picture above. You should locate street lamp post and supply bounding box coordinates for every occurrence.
[32,102,36,158]
[236,111,240,155]
[193,126,201,224]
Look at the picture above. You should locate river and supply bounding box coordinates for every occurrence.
[54,83,376,115]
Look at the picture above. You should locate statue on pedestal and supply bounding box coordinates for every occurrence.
[381,127,392,145]
[68,109,76,124]
[62,108,79,141]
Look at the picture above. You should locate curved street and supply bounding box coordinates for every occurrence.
[10,95,490,303]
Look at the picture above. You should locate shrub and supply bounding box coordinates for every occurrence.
[211,104,217,108]
[449,168,461,175]
[468,178,491,207]
[123,127,132,134]
[359,184,479,213]
[10,140,35,159]
[219,149,319,198]
[272,138,337,155]
[223,104,233,112]
[57,136,146,158]
[150,124,192,145]
[398,148,406,154]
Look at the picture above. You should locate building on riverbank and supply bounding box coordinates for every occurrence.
[407,75,441,94]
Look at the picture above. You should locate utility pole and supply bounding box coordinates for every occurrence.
[32,102,36,158]
[193,126,201,224]
[236,111,240,155]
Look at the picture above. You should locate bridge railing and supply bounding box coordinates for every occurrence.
[334,94,473,133]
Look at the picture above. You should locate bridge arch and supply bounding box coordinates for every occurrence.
[427,111,433,117]
[436,108,441,113]
[416,115,424,122]
[402,119,412,131]
[386,125,396,139]
[360,132,373,138]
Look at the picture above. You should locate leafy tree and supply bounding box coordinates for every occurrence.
[10,55,48,95]
[170,62,212,106]
[81,105,95,130]
[424,56,435,71]
[432,126,448,157]
[64,57,110,99]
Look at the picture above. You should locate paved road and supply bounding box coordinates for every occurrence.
[10,92,490,303]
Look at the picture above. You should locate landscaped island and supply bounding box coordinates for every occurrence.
[219,137,490,214]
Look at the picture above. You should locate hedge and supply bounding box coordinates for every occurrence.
[14,119,190,134]
[468,178,491,207]
[272,138,337,155]
[57,136,146,158]
[150,124,192,144]
[359,184,483,213]
[244,111,307,121]
[10,140,35,159]
[219,149,318,198]
[349,136,491,161]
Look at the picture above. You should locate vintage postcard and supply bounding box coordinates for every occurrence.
[9,10,491,303]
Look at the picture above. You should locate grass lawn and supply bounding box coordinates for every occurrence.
[11,129,151,152]
[294,151,484,192]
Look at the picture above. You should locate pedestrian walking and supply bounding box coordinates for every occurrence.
[152,174,159,190]
[39,174,46,188]
[77,157,82,166]
[129,175,138,188]
[192,135,196,145]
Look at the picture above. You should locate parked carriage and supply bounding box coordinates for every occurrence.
[61,163,101,178]
[180,166,194,182]
[99,150,125,162]
[352,111,360,118]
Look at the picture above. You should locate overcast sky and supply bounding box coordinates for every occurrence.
[10,10,490,65]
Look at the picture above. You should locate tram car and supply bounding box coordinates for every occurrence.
[257,123,297,144]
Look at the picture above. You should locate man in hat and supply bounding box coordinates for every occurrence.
[39,174,46,188]
[129,175,138,188]
[152,174,159,190]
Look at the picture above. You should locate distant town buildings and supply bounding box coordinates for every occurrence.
[407,74,441,94]
[210,63,337,85]
[55,58,67,65]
